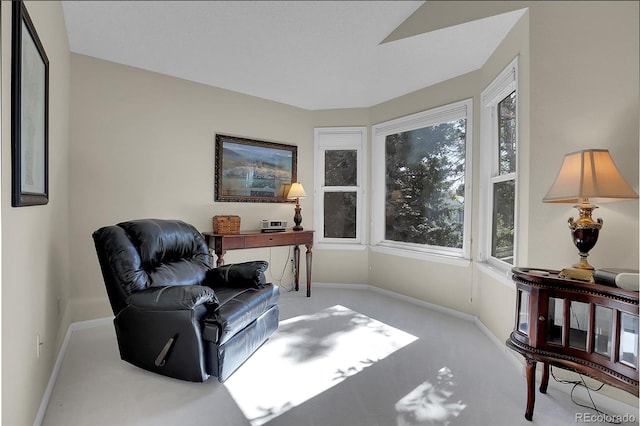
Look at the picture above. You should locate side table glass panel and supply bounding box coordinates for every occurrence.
[569,301,589,350]
[594,305,612,357]
[548,297,564,345]
[620,313,639,369]
[517,290,530,335]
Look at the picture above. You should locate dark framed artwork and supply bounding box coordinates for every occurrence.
[215,134,297,203]
[11,1,49,207]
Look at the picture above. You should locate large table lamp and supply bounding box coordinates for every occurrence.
[543,149,638,280]
[287,182,306,231]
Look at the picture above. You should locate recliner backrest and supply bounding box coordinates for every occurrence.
[93,219,211,315]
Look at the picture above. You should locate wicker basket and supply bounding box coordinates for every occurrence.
[213,215,241,234]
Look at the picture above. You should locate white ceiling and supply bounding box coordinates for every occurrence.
[61,1,526,110]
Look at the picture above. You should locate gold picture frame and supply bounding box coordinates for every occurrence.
[215,134,297,203]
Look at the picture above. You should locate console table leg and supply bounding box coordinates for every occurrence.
[525,359,536,421]
[215,249,226,267]
[293,245,300,292]
[540,362,549,394]
[305,243,313,297]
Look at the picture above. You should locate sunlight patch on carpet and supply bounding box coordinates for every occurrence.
[224,304,418,426]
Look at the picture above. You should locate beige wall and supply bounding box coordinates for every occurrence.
[69,54,317,319]
[1,1,71,424]
[528,1,639,271]
[69,57,376,318]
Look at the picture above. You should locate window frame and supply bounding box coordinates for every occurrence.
[371,99,473,262]
[314,127,367,248]
[480,57,519,271]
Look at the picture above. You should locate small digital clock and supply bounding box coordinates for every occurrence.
[260,220,287,232]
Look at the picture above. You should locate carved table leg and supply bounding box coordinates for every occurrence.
[525,358,536,421]
[540,362,549,394]
[294,244,300,291]
[305,242,313,297]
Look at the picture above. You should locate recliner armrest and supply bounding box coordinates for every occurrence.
[127,285,218,311]
[204,261,269,289]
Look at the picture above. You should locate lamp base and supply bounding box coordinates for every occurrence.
[559,267,594,282]
[565,202,602,278]
[292,203,303,231]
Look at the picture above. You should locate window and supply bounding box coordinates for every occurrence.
[481,57,518,268]
[371,99,472,261]
[314,127,366,247]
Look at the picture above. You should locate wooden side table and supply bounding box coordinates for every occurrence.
[507,267,638,420]
[202,230,314,297]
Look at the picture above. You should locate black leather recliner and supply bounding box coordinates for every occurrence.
[92,218,280,382]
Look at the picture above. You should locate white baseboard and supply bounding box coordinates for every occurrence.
[313,282,476,322]
[474,317,524,372]
[33,316,113,426]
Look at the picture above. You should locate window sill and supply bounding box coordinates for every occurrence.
[370,245,471,267]
[315,242,368,251]
[476,261,514,288]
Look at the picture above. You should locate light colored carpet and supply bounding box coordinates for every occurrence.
[225,305,418,426]
[41,286,638,426]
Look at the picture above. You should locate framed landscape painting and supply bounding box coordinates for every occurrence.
[215,134,297,203]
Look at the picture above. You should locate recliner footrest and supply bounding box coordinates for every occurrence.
[208,305,280,381]
[202,284,279,344]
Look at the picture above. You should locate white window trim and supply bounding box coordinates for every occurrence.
[314,127,367,247]
[370,245,472,267]
[479,56,519,272]
[371,99,473,262]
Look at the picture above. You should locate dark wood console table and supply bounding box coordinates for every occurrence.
[506,267,638,421]
[202,230,314,297]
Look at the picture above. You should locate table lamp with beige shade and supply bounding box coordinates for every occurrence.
[543,149,639,281]
[287,182,306,231]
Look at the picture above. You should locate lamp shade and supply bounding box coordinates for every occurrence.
[543,149,638,204]
[287,182,306,199]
